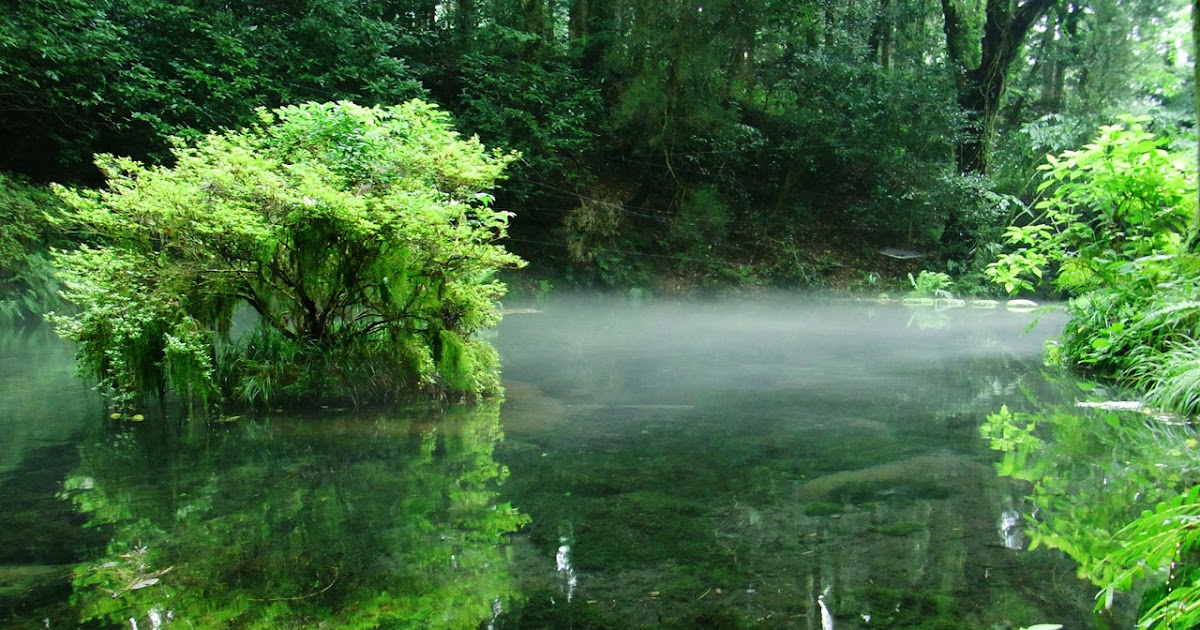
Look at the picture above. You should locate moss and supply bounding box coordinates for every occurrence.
[871,520,927,537]
[842,586,962,629]
[492,590,617,629]
[834,480,953,504]
[658,605,756,629]
[798,454,987,504]
[804,501,844,516]
[571,491,722,571]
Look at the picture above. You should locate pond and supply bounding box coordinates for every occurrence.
[0,298,1154,628]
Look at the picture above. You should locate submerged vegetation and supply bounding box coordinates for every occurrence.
[49,100,523,409]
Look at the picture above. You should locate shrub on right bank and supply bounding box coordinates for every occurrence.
[987,115,1200,627]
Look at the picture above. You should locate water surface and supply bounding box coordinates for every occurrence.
[0,298,1136,628]
[491,298,1103,628]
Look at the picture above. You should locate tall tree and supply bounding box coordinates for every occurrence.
[1189,0,1200,251]
[942,0,1056,174]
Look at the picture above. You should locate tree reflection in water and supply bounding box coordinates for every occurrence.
[61,399,528,629]
[982,379,1200,625]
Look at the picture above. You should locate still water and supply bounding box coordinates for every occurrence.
[0,298,1143,628]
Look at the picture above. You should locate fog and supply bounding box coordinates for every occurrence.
[496,295,1064,415]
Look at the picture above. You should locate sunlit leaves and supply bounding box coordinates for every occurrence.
[987,116,1197,296]
[1094,486,1200,629]
[981,404,1051,481]
[983,385,1200,628]
[51,100,524,409]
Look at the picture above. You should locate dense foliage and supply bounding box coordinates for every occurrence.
[0,173,67,322]
[986,117,1200,627]
[990,118,1197,400]
[49,100,523,408]
[0,0,1194,625]
[1,0,1190,292]
[0,0,425,181]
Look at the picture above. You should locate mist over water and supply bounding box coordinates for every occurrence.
[496,297,1061,453]
[0,327,97,476]
[492,296,1104,628]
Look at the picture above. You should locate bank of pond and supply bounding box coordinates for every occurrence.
[1,298,1193,629]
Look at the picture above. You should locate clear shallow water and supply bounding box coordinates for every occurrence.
[490,298,1107,629]
[0,299,1129,628]
[0,327,101,627]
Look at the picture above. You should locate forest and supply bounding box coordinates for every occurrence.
[2,0,1194,295]
[4,0,1200,627]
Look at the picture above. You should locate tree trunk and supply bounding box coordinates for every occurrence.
[579,0,613,73]
[824,5,836,49]
[569,0,588,40]
[1036,11,1065,112]
[953,77,993,175]
[520,0,551,41]
[939,0,1054,252]
[942,0,1055,175]
[867,0,893,70]
[457,0,476,36]
[1188,0,1200,252]
[419,0,437,30]
[726,0,758,93]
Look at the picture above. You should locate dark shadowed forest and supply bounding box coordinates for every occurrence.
[2,0,1193,298]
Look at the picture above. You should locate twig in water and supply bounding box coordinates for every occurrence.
[250,566,339,602]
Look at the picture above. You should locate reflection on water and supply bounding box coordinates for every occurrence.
[982,385,1200,620]
[818,585,835,629]
[0,326,96,475]
[998,509,1027,551]
[60,401,526,629]
[492,298,1112,628]
[555,537,577,603]
[0,298,1156,628]
[0,326,99,629]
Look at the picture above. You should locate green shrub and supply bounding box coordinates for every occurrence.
[908,270,955,298]
[50,100,523,410]
[988,116,1194,296]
